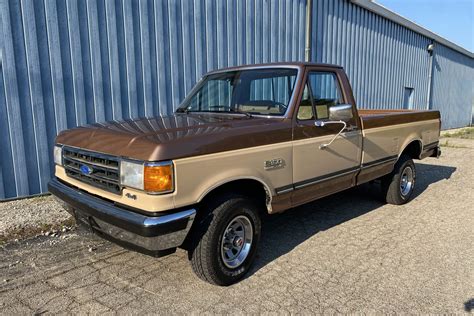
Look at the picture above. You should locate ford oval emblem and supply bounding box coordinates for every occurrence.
[80,164,93,175]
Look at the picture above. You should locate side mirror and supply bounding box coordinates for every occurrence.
[329,104,353,121]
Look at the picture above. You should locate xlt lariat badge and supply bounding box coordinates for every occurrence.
[264,158,285,170]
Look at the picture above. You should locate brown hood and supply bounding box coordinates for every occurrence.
[56,114,292,161]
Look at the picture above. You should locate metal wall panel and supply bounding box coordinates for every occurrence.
[0,0,473,200]
[312,0,473,129]
[430,44,474,129]
[312,0,432,110]
[0,0,306,199]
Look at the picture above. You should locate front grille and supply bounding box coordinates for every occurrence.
[62,147,121,194]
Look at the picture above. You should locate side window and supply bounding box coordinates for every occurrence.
[308,72,343,119]
[296,83,314,120]
[296,72,343,121]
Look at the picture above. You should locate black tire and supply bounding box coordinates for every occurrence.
[188,194,261,286]
[381,154,416,205]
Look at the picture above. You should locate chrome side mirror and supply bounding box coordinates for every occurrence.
[329,104,353,121]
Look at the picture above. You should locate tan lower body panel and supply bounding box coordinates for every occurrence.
[172,141,293,212]
[292,131,362,185]
[361,119,440,165]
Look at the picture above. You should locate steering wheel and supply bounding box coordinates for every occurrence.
[209,105,232,111]
[266,101,288,113]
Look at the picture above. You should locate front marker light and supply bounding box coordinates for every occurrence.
[120,160,144,190]
[144,162,174,193]
[54,146,63,166]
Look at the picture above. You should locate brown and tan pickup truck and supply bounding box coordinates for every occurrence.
[49,62,441,285]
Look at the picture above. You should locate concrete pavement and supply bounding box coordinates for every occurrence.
[1,144,473,314]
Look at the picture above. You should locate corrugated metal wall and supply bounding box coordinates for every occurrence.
[0,0,307,199]
[430,44,474,129]
[312,0,433,110]
[311,0,473,128]
[0,0,473,200]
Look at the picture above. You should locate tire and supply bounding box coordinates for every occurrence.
[381,154,416,205]
[188,194,261,286]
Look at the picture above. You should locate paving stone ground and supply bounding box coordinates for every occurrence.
[0,141,473,314]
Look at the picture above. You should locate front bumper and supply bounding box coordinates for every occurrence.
[48,178,196,257]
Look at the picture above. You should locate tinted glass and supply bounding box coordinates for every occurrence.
[178,69,298,116]
[297,72,343,120]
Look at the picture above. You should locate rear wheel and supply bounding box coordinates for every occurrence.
[381,155,416,205]
[188,194,261,286]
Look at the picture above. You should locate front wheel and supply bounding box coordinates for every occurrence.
[381,155,416,205]
[188,194,261,286]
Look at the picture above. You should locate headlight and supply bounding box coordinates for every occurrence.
[120,160,144,190]
[120,160,174,194]
[54,145,63,166]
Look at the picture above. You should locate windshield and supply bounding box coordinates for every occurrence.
[177,68,298,116]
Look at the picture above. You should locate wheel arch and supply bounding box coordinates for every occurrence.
[399,138,423,160]
[197,177,273,214]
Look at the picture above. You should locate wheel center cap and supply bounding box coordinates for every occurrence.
[233,237,243,247]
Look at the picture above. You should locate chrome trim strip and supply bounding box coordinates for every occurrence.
[62,146,121,194]
[64,164,120,184]
[361,155,398,169]
[63,155,119,171]
[275,166,360,194]
[143,209,196,227]
[275,154,400,195]
[275,185,294,195]
[294,167,359,190]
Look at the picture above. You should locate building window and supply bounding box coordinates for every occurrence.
[403,87,414,110]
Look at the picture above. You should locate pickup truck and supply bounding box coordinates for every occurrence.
[49,62,441,285]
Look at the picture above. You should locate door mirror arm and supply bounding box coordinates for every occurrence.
[314,120,347,149]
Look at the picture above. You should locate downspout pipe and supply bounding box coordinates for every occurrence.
[426,42,435,110]
[304,0,313,62]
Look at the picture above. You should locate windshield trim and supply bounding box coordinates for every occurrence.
[177,66,302,119]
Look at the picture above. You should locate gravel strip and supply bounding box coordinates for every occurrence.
[0,195,75,244]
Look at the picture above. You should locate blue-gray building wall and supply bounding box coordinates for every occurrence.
[430,44,474,129]
[0,0,472,200]
[311,0,473,129]
[0,0,307,199]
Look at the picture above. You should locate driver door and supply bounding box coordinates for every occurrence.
[291,69,362,207]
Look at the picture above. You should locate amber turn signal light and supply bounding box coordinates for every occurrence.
[144,163,174,193]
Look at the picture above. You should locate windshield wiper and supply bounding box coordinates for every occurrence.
[177,108,252,117]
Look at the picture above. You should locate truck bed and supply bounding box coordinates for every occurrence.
[357,108,441,183]
[358,109,440,129]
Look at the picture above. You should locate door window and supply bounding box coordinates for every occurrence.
[296,84,314,120]
[297,72,343,120]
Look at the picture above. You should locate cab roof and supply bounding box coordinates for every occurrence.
[206,62,343,75]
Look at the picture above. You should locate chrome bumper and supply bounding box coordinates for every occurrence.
[48,178,196,257]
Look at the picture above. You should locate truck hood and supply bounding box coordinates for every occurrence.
[56,114,292,161]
